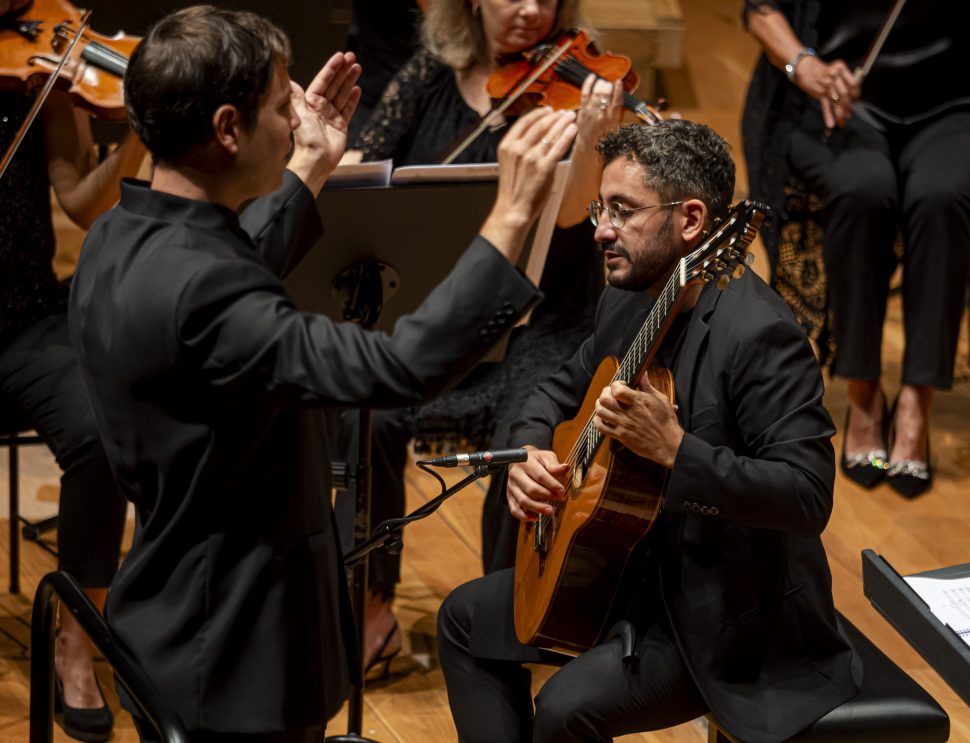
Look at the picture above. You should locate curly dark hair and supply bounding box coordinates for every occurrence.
[597,120,736,223]
[125,5,291,162]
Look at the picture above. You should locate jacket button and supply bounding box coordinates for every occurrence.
[710,507,719,516]
[700,506,710,515]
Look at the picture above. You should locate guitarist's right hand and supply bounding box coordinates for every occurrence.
[507,445,570,522]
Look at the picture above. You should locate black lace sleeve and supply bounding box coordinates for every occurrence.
[352,48,442,162]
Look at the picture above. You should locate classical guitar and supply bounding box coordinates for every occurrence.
[513,200,768,654]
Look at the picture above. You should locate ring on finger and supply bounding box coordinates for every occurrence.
[598,98,608,110]
[830,92,840,102]
[540,138,553,146]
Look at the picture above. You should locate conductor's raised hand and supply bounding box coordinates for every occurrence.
[287,51,362,196]
[480,107,577,262]
[507,445,570,522]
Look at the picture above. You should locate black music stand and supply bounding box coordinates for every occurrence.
[284,167,559,742]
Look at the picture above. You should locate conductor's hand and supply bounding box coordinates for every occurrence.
[507,445,569,522]
[792,55,859,129]
[287,51,362,197]
[480,107,577,263]
[593,380,684,468]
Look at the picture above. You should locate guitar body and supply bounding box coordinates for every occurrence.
[513,359,673,654]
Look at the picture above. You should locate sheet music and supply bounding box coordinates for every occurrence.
[904,574,970,647]
[324,159,393,189]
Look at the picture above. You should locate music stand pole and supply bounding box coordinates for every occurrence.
[326,262,383,743]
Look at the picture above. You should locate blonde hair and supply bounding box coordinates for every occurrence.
[421,0,583,71]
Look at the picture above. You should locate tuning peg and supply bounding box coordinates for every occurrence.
[733,264,746,279]
[716,274,731,290]
[744,252,755,266]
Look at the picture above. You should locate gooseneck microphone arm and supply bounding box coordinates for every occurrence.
[342,453,524,568]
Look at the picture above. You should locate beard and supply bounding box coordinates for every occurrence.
[605,211,679,292]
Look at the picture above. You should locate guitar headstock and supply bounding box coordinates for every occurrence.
[680,200,769,291]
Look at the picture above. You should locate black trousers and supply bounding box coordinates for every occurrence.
[788,106,970,389]
[0,313,126,587]
[437,569,707,743]
[334,407,410,589]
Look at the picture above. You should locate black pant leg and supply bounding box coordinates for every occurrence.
[896,110,970,389]
[334,407,411,586]
[0,313,126,588]
[788,108,899,381]
[438,574,538,743]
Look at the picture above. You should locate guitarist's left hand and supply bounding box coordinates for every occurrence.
[594,380,684,468]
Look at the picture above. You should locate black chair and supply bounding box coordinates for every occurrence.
[31,570,189,742]
[707,612,950,742]
[1,405,57,595]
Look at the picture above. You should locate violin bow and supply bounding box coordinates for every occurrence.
[0,9,92,182]
[440,35,574,165]
[854,0,907,84]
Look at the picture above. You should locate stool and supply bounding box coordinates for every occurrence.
[1,408,57,595]
[707,612,950,742]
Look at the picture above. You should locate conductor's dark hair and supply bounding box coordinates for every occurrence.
[125,5,291,162]
[597,120,736,224]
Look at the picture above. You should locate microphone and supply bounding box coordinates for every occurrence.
[422,448,529,468]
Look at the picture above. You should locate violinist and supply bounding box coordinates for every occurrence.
[334,0,625,674]
[0,0,145,740]
[742,0,970,497]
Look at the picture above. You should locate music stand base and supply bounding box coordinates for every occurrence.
[325,734,379,743]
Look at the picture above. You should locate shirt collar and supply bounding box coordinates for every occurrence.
[118,178,242,232]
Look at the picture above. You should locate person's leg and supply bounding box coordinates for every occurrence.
[0,314,126,736]
[438,572,538,742]
[334,407,411,669]
[892,111,970,471]
[532,619,706,742]
[788,110,898,462]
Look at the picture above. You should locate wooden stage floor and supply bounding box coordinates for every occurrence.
[2,0,968,739]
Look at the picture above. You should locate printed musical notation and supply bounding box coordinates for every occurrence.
[905,574,970,648]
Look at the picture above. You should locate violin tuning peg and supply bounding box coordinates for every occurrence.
[733,264,746,279]
[716,274,731,290]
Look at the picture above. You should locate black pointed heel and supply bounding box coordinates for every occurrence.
[886,398,932,498]
[54,674,114,743]
[840,395,888,489]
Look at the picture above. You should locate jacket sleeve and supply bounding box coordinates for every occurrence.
[663,312,836,535]
[239,170,324,278]
[508,291,614,450]
[174,234,541,409]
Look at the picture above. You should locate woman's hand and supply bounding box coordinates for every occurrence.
[792,55,860,129]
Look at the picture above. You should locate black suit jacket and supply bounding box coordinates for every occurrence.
[490,272,861,743]
[68,172,541,733]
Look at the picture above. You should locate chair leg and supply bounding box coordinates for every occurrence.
[9,441,19,595]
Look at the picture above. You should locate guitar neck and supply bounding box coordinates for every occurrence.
[578,264,689,463]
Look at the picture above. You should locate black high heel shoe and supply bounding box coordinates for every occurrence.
[364,620,401,681]
[54,673,114,742]
[840,395,888,489]
[886,399,933,498]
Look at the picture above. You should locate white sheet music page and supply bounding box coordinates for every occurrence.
[904,574,970,647]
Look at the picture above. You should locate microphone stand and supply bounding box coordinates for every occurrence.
[327,462,499,743]
[343,463,496,569]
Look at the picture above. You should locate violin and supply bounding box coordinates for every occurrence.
[0,0,137,122]
[442,29,665,164]
[488,30,663,124]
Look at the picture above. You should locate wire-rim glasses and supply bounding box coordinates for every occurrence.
[588,200,683,230]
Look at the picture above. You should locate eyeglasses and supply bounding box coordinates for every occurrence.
[587,200,683,230]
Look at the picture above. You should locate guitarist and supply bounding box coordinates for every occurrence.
[438,119,861,743]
